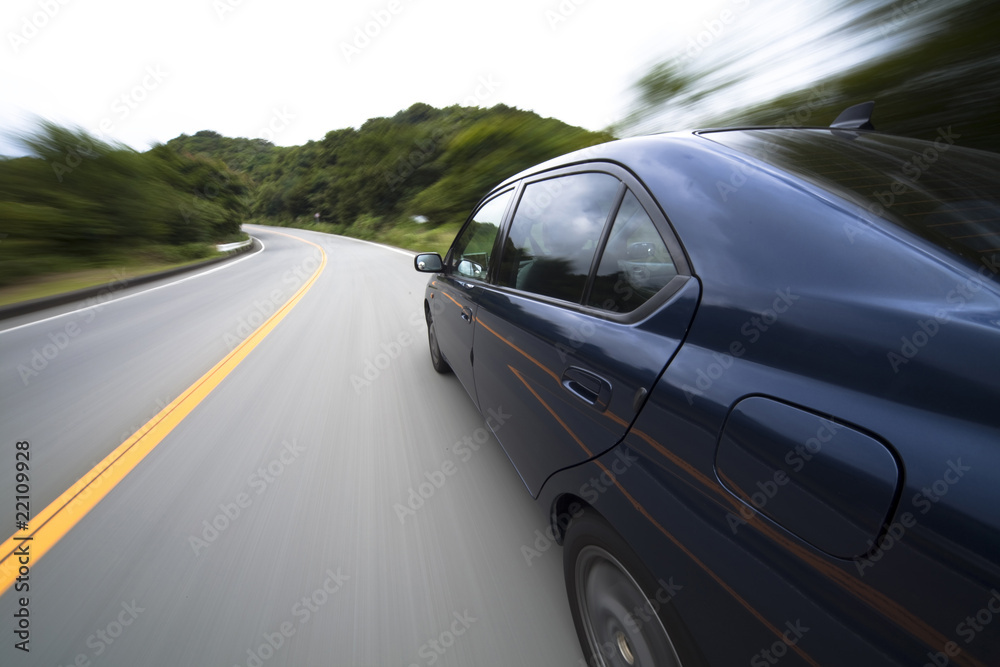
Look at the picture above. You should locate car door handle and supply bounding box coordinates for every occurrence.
[460,308,472,322]
[561,367,612,411]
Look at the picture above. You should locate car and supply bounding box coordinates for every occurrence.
[413,102,1000,667]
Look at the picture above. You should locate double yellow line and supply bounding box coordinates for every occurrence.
[0,230,325,596]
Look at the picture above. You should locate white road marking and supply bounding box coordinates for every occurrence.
[0,238,266,335]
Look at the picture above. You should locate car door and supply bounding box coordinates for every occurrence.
[429,189,514,402]
[473,167,699,497]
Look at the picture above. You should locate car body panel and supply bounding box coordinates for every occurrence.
[419,128,1000,665]
[715,396,901,560]
[428,275,480,399]
[474,277,700,496]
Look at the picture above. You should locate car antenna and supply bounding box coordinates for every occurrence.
[831,101,876,130]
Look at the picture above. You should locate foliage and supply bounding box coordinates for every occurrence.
[0,121,249,285]
[166,103,613,235]
[617,0,1000,153]
[0,105,608,287]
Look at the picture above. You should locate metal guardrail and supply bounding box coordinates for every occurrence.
[216,238,254,252]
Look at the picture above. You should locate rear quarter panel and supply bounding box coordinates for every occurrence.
[539,137,1000,666]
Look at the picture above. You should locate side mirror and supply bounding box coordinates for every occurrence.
[414,252,444,273]
[456,259,484,279]
[627,242,655,260]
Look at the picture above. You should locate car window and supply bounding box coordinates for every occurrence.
[587,190,677,312]
[448,190,512,279]
[498,172,621,302]
[703,129,1000,275]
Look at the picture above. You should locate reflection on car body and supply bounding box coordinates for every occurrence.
[414,102,1000,666]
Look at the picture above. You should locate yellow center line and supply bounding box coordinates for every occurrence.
[0,230,326,596]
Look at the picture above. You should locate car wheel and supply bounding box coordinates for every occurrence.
[564,509,690,667]
[427,314,451,374]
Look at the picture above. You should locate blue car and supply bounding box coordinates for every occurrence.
[414,103,1000,667]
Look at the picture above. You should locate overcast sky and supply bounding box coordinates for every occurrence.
[1,0,748,155]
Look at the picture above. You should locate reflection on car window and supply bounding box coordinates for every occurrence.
[703,129,1000,274]
[498,172,621,302]
[588,191,677,312]
[449,190,512,279]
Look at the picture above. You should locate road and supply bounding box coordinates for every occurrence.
[0,225,584,666]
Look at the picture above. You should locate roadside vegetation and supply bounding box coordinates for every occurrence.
[167,104,614,256]
[0,121,249,288]
[616,0,1000,153]
[2,0,995,297]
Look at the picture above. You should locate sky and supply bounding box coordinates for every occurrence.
[0,0,747,155]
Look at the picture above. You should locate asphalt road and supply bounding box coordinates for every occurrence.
[0,225,585,666]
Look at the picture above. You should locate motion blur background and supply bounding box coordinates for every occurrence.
[1,0,997,293]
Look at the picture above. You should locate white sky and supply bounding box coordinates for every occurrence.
[1,0,740,154]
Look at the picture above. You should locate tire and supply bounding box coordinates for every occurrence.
[564,509,694,667]
[427,314,451,374]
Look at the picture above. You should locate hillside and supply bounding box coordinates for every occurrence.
[0,122,250,287]
[166,103,615,253]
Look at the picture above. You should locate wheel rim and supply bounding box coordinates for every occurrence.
[575,546,682,667]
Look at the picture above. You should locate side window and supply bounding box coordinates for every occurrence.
[498,172,621,302]
[588,190,677,312]
[448,190,512,279]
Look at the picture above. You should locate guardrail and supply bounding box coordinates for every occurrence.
[216,238,254,252]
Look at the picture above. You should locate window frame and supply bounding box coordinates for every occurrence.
[493,169,625,302]
[584,187,680,313]
[488,162,692,323]
[443,187,516,281]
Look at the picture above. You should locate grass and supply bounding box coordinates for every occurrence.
[269,217,459,257]
[377,219,460,257]
[0,251,224,307]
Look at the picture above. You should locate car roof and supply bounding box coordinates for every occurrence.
[492,131,699,190]
[491,127,1000,274]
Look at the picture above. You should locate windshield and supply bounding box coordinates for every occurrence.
[703,128,1000,273]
